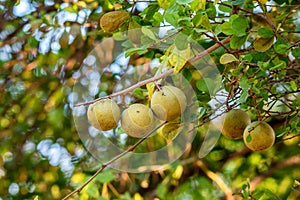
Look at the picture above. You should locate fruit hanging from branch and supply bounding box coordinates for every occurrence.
[151,85,187,121]
[221,109,251,140]
[87,99,121,131]
[243,121,275,151]
[121,103,155,138]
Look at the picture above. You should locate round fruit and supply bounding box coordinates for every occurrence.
[87,99,121,131]
[221,109,251,139]
[151,86,187,121]
[121,104,155,138]
[243,121,275,151]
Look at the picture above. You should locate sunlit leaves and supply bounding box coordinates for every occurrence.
[146,82,155,100]
[168,44,191,72]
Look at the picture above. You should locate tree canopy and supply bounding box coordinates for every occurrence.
[0,0,299,199]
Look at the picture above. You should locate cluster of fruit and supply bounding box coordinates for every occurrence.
[87,86,187,138]
[220,109,275,151]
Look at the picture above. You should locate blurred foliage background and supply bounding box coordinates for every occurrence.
[0,0,299,200]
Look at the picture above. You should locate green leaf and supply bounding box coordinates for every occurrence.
[165,12,179,27]
[146,82,155,99]
[246,134,252,143]
[239,77,250,90]
[193,12,211,30]
[197,79,209,94]
[232,16,248,37]
[132,88,146,100]
[196,77,221,95]
[239,90,249,103]
[95,170,115,183]
[141,27,157,41]
[220,53,238,64]
[153,12,164,23]
[219,2,232,12]
[169,45,191,72]
[220,22,234,35]
[156,183,168,199]
[253,37,274,52]
[85,182,100,198]
[253,189,281,200]
[182,68,193,82]
[292,47,300,57]
[200,12,212,31]
[230,35,248,49]
[193,12,203,27]
[289,81,298,92]
[257,27,274,38]
[125,47,147,57]
[274,43,289,55]
[175,33,189,50]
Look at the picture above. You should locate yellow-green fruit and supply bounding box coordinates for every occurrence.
[151,86,187,121]
[243,121,275,151]
[159,122,182,141]
[87,99,120,131]
[221,109,251,139]
[283,134,300,146]
[121,104,154,138]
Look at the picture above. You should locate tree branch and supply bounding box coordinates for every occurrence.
[74,36,231,107]
[62,121,167,200]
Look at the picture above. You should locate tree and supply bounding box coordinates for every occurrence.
[0,0,299,199]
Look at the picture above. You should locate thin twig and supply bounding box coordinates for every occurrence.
[62,121,167,200]
[74,69,174,107]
